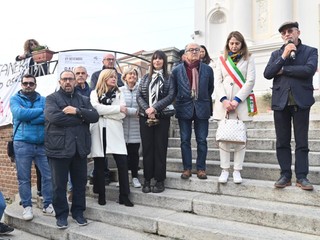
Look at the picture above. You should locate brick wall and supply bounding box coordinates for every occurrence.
[0,124,37,201]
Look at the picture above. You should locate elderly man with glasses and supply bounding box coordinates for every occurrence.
[264,21,318,191]
[171,43,214,180]
[45,70,99,229]
[90,53,123,89]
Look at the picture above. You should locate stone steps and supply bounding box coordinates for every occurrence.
[165,158,320,184]
[98,182,320,236]
[166,147,320,166]
[5,116,320,239]
[4,201,172,240]
[168,137,320,151]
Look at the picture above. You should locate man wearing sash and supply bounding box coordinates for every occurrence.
[213,31,257,184]
[264,21,318,191]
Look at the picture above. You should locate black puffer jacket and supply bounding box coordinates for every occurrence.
[44,88,99,159]
[136,73,175,118]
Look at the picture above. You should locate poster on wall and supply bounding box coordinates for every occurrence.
[57,50,108,86]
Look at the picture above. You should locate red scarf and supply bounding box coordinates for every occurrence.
[184,60,200,99]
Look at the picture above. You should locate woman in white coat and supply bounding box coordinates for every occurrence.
[213,31,257,184]
[89,69,133,207]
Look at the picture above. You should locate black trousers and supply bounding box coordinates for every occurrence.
[94,155,130,198]
[126,143,140,178]
[139,116,170,182]
[274,106,310,179]
[48,153,87,220]
[93,127,130,198]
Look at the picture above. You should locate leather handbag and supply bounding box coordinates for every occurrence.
[160,104,175,117]
[216,114,247,145]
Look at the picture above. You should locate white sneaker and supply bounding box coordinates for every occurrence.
[22,206,33,221]
[132,178,142,188]
[116,182,120,187]
[43,203,56,217]
[218,170,229,183]
[233,170,243,184]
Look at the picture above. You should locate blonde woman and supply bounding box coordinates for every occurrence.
[89,69,133,207]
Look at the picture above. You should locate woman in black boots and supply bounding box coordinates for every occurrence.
[137,50,175,193]
[89,69,133,207]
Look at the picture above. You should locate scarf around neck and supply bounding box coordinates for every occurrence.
[228,51,243,65]
[184,59,200,100]
[99,89,117,105]
[149,69,164,106]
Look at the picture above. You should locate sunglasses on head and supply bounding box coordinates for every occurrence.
[22,82,35,87]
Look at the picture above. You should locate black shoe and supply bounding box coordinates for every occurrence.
[0,222,14,234]
[274,176,292,188]
[296,178,314,191]
[119,195,134,207]
[152,181,165,193]
[89,176,93,185]
[142,180,151,193]
[105,177,111,185]
[73,215,88,226]
[98,194,106,205]
[56,218,68,229]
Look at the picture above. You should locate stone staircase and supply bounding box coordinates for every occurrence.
[4,113,320,239]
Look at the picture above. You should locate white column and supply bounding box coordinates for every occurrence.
[271,0,293,35]
[232,0,253,44]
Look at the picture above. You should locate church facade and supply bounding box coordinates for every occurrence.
[193,0,320,94]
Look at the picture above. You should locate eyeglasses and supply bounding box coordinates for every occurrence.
[75,72,87,75]
[22,82,35,87]
[104,58,115,61]
[280,28,297,36]
[186,48,200,53]
[60,78,75,82]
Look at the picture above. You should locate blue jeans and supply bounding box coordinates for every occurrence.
[14,141,52,208]
[178,117,208,171]
[0,192,6,219]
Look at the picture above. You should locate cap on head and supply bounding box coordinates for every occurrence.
[278,21,299,33]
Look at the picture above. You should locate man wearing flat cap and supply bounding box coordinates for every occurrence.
[264,21,318,191]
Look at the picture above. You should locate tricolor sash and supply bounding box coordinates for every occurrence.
[220,56,258,116]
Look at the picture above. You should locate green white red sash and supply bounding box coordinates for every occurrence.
[220,56,258,116]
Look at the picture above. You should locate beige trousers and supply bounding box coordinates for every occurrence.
[219,142,246,170]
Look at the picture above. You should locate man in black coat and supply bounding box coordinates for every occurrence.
[45,70,99,229]
[264,21,318,191]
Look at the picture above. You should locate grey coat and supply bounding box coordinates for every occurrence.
[120,83,141,143]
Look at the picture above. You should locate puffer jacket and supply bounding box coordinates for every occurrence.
[44,88,99,159]
[10,90,46,144]
[136,73,175,118]
[119,83,140,143]
[171,62,214,119]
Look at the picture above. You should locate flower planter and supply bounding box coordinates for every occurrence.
[32,49,54,63]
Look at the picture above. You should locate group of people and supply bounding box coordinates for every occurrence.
[4,20,318,232]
